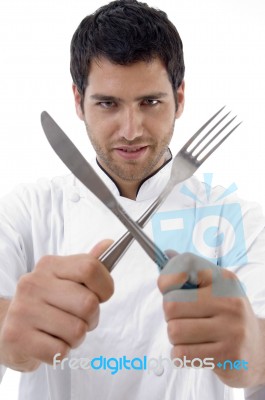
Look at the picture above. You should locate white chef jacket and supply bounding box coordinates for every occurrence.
[0,158,265,400]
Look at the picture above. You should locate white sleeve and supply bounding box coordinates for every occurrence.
[239,202,265,396]
[227,199,265,318]
[0,365,6,384]
[0,184,46,380]
[0,185,34,298]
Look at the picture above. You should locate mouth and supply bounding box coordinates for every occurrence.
[117,146,147,153]
[114,145,148,160]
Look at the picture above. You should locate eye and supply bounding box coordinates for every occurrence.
[97,101,116,109]
[141,99,160,106]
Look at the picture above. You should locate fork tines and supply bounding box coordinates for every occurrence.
[182,106,242,164]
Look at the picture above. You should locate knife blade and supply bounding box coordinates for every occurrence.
[40,111,169,270]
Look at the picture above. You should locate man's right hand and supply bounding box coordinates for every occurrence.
[0,239,114,372]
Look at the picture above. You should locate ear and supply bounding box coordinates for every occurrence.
[72,84,84,120]
[175,80,185,119]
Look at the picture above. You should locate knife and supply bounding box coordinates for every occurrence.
[41,111,169,270]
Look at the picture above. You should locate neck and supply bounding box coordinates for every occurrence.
[118,181,140,200]
[96,149,172,200]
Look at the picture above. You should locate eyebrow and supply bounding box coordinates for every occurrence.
[90,92,168,102]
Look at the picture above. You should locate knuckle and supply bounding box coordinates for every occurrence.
[55,342,70,361]
[17,274,37,297]
[88,313,99,331]
[9,301,29,320]
[72,319,88,344]
[227,296,247,316]
[167,320,179,343]
[102,278,115,302]
[222,269,236,280]
[233,324,248,345]
[82,292,99,317]
[1,322,20,344]
[21,361,41,373]
[178,345,186,360]
[79,256,98,281]
[157,275,166,292]
[87,312,100,332]
[108,278,115,297]
[36,255,55,270]
[180,252,194,267]
[173,344,188,360]
[163,300,177,319]
[231,297,244,312]
[1,302,30,345]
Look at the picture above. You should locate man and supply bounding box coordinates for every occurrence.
[0,0,265,399]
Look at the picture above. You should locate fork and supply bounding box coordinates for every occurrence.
[100,106,242,271]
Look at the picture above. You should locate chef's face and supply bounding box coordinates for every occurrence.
[73,56,184,185]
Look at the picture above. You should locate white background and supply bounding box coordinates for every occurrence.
[0,0,264,398]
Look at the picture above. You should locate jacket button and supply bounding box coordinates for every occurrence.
[70,193,80,202]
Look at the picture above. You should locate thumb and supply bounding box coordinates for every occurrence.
[164,249,179,259]
[89,239,114,259]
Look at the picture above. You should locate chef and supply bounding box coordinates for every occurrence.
[0,0,265,399]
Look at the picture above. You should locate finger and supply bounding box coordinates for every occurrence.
[163,276,247,304]
[71,253,114,303]
[89,239,114,258]
[163,287,198,303]
[43,279,100,323]
[158,253,219,294]
[19,330,71,366]
[32,303,97,347]
[158,252,246,299]
[8,298,98,349]
[38,253,114,303]
[78,238,114,300]
[16,269,102,322]
[171,341,223,366]
[167,317,220,345]
[211,269,246,298]
[163,285,216,318]
[164,249,179,258]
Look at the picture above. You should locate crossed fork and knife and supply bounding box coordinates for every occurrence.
[41,107,241,288]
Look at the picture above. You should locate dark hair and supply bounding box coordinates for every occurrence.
[70,0,185,107]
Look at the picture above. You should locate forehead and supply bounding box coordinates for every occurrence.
[85,57,173,97]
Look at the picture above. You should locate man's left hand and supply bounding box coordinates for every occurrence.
[157,253,265,388]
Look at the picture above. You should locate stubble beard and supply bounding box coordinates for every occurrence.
[84,122,175,182]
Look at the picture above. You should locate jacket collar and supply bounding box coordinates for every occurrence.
[75,149,173,202]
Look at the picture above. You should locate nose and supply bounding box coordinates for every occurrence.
[118,106,143,141]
